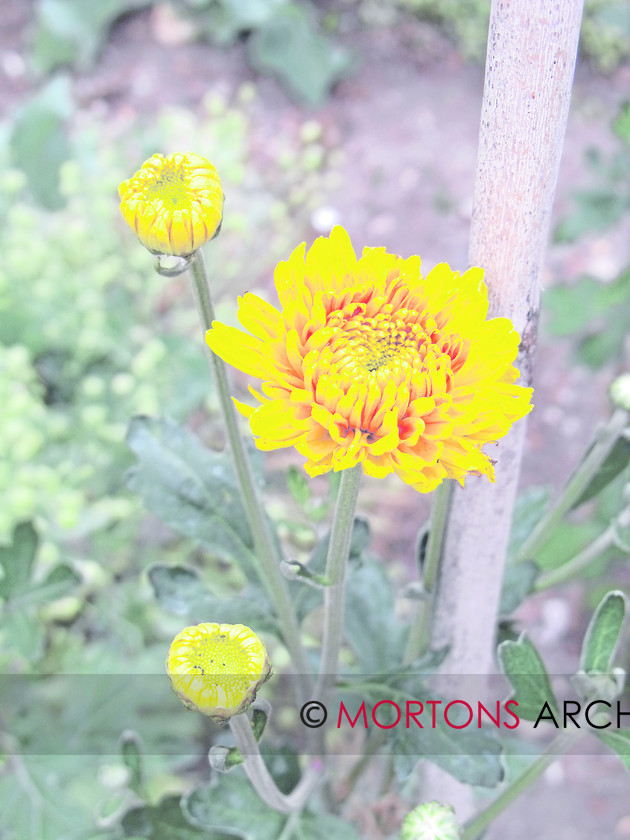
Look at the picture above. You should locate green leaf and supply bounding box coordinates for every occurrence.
[345,558,406,672]
[613,103,630,146]
[576,320,630,368]
[571,437,630,509]
[498,633,559,722]
[598,729,630,772]
[183,774,361,839]
[32,0,151,73]
[0,521,38,599]
[293,516,370,621]
[390,721,504,788]
[535,521,600,571]
[148,564,280,636]
[1,607,46,660]
[554,189,629,242]
[248,5,352,104]
[9,76,73,208]
[121,731,143,794]
[580,590,627,674]
[122,795,226,839]
[126,416,257,578]
[0,755,117,840]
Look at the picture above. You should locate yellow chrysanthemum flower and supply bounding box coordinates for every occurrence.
[166,623,272,723]
[119,152,223,256]
[206,226,532,493]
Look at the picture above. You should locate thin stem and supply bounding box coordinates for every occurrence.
[229,713,320,814]
[461,728,584,840]
[535,504,630,591]
[535,526,614,590]
[315,465,362,700]
[514,409,629,566]
[403,480,453,664]
[187,250,311,695]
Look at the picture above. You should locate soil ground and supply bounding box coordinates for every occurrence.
[2,2,630,838]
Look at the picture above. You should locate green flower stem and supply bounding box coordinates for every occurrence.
[535,516,624,591]
[315,464,363,699]
[403,480,453,665]
[229,713,320,814]
[187,251,311,694]
[514,409,629,566]
[535,501,630,590]
[460,727,584,840]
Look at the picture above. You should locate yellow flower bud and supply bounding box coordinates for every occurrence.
[119,153,223,256]
[400,802,461,840]
[166,623,272,724]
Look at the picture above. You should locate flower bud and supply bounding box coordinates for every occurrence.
[400,801,461,840]
[610,373,630,412]
[119,153,223,256]
[166,623,272,724]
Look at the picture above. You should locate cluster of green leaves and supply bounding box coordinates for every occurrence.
[500,590,629,768]
[501,410,630,617]
[30,0,352,105]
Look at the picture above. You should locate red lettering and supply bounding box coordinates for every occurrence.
[503,699,520,729]
[337,701,368,729]
[425,699,442,727]
[478,701,501,728]
[406,701,424,728]
[372,700,401,729]
[444,700,473,729]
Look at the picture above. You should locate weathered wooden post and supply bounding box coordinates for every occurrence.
[426,0,584,813]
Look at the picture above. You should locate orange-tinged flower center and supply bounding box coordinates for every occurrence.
[205,226,533,492]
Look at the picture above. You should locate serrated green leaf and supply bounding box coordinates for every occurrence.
[0,521,38,598]
[0,755,116,840]
[345,559,406,672]
[581,590,627,674]
[499,634,558,722]
[148,564,279,636]
[17,564,81,607]
[248,5,352,104]
[122,795,225,839]
[126,416,258,578]
[390,721,504,788]
[598,729,630,772]
[182,774,361,839]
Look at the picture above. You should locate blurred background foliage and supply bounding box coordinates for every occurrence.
[27,0,630,101]
[1,1,630,837]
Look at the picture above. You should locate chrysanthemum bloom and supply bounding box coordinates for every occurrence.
[400,801,460,840]
[166,623,272,724]
[118,153,223,256]
[206,227,532,492]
